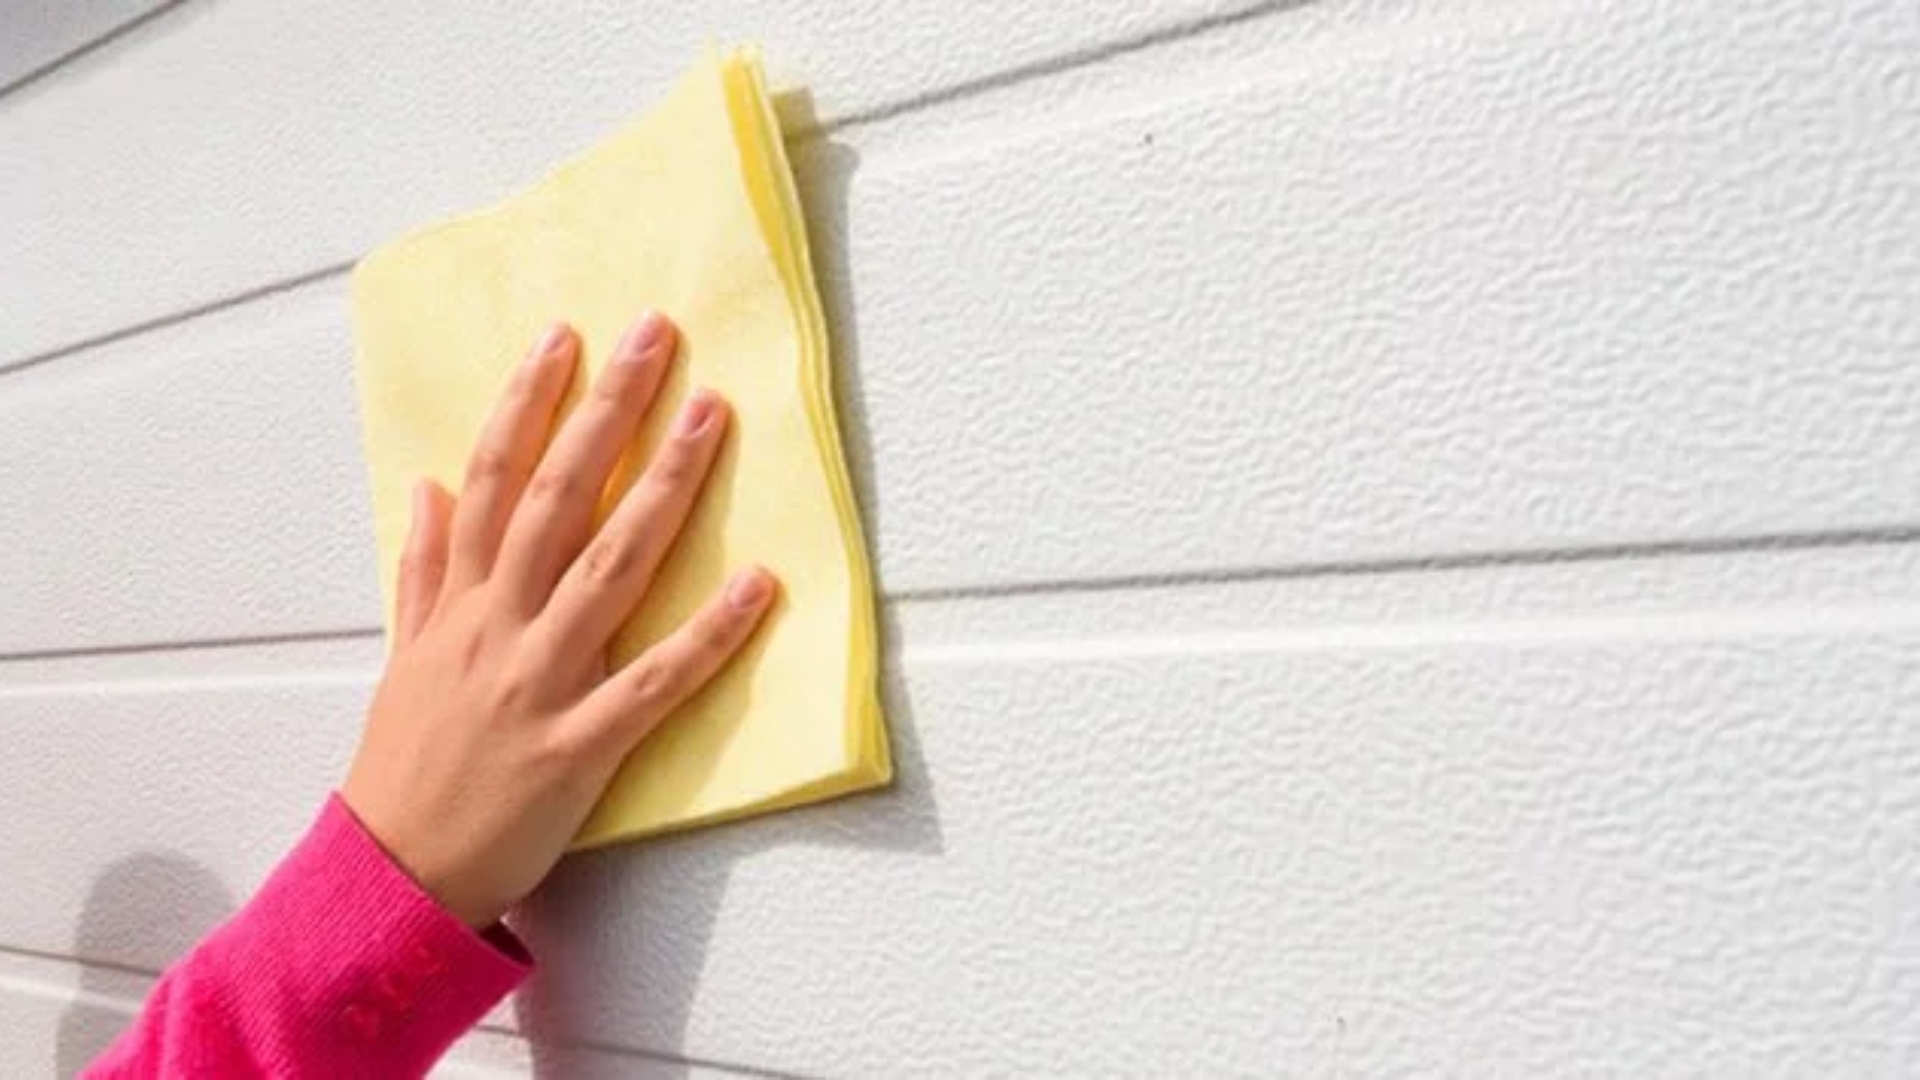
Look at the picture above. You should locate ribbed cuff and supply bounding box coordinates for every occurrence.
[201,794,532,1075]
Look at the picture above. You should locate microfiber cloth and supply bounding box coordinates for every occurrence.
[349,48,890,848]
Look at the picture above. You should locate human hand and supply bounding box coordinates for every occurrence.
[342,312,775,927]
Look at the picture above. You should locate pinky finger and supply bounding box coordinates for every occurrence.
[568,566,777,754]
[396,480,454,645]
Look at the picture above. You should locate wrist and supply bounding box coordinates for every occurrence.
[337,785,502,929]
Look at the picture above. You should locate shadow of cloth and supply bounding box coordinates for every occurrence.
[58,852,235,1078]
[513,118,943,1079]
[515,662,942,1080]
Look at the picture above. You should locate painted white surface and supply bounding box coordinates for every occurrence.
[2,0,1918,1076]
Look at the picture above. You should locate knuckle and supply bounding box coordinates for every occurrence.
[696,612,740,654]
[652,447,701,488]
[591,370,635,403]
[466,445,516,484]
[491,666,541,714]
[622,654,682,712]
[541,725,599,767]
[581,538,637,584]
[505,366,543,402]
[398,550,445,580]
[526,468,583,505]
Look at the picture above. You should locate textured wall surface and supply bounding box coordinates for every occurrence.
[2,0,1918,1076]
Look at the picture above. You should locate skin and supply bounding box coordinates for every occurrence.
[342,311,775,928]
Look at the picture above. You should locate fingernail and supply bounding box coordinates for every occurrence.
[726,568,773,610]
[674,390,720,438]
[410,481,429,523]
[529,322,573,366]
[615,311,673,365]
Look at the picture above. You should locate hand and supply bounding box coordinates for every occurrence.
[342,312,776,927]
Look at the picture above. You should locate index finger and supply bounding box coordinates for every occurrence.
[441,323,580,598]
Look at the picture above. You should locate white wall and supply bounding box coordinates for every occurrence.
[3,0,1918,1076]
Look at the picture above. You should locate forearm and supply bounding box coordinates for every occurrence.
[85,795,530,1078]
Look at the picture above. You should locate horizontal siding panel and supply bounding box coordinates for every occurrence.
[0,288,375,655]
[4,617,1918,1075]
[525,626,1920,1077]
[836,0,1920,589]
[0,675,362,968]
[0,0,1289,363]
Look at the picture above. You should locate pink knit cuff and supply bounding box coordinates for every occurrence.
[197,794,532,1074]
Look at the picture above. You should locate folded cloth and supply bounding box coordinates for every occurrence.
[349,48,889,848]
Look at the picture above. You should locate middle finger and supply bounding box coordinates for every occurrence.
[493,312,677,616]
[536,388,731,651]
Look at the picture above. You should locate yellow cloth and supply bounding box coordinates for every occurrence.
[348,49,889,848]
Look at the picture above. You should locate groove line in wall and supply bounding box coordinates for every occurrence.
[909,600,1920,666]
[5,524,1920,671]
[469,1021,823,1080]
[1,0,1340,375]
[0,942,809,1079]
[0,261,353,381]
[815,0,1317,135]
[0,0,193,102]
[888,525,1920,603]
[0,627,379,667]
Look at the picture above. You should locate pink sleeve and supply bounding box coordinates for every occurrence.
[84,794,531,1079]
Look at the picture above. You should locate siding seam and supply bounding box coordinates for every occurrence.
[0,1,194,103]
